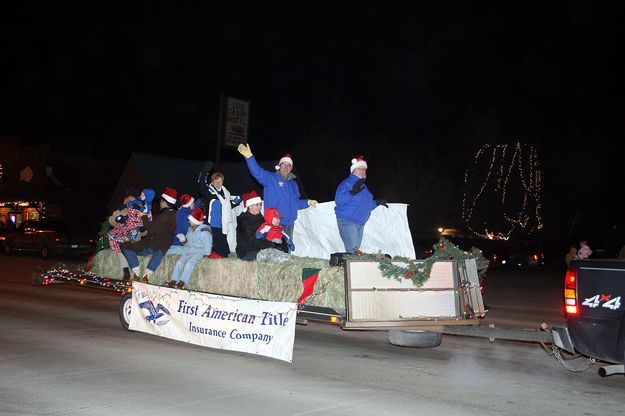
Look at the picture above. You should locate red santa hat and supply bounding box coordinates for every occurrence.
[275,153,293,170]
[178,193,194,208]
[161,186,178,204]
[350,155,368,172]
[188,208,206,226]
[242,190,262,209]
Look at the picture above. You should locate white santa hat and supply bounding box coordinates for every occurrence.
[350,155,368,172]
[275,153,293,170]
[188,208,206,226]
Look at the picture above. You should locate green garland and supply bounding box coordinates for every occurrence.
[345,238,489,287]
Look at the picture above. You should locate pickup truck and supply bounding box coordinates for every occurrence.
[551,259,625,376]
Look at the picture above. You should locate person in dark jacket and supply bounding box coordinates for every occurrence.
[334,156,387,253]
[121,187,178,283]
[237,143,317,242]
[236,191,284,261]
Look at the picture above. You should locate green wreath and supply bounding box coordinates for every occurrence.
[345,238,489,287]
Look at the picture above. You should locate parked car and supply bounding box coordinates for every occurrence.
[0,223,15,251]
[2,220,96,259]
[487,240,546,270]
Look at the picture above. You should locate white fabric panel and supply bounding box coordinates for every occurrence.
[292,202,416,260]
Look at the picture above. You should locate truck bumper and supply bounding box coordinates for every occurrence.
[551,325,575,354]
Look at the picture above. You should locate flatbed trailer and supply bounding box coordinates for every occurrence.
[36,257,552,348]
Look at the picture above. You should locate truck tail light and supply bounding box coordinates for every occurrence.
[564,268,578,317]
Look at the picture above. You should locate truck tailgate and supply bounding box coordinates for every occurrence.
[570,260,625,363]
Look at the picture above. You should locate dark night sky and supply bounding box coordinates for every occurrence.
[1,1,624,249]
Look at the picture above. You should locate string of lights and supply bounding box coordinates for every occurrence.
[38,265,131,293]
[461,143,543,239]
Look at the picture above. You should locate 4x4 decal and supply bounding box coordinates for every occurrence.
[581,294,621,310]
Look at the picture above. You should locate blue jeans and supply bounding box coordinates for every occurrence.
[337,217,364,254]
[283,223,294,253]
[122,248,165,272]
[171,253,204,284]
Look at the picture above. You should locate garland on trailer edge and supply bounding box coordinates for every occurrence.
[345,238,489,288]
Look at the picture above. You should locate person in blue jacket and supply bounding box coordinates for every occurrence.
[166,208,212,290]
[334,155,387,253]
[237,143,318,242]
[166,193,195,255]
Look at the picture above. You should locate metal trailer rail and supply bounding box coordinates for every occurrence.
[298,303,553,343]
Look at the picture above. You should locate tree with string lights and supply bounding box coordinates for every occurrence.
[461,143,543,240]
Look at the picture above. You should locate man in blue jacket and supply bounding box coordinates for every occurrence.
[334,155,387,253]
[237,143,317,244]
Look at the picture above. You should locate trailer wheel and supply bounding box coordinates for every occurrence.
[388,330,442,348]
[119,293,133,331]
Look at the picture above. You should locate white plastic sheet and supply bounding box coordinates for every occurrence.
[292,202,415,259]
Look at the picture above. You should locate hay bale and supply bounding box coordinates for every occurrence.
[91,249,345,312]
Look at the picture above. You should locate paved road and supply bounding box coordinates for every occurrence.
[1,255,623,416]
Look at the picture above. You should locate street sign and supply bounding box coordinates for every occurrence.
[218,94,250,149]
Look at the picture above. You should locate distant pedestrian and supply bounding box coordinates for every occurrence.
[577,240,592,260]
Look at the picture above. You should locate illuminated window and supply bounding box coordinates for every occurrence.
[26,209,40,221]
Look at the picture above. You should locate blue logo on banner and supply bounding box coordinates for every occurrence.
[139,300,171,326]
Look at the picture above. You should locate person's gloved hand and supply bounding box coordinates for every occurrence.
[255,231,266,240]
[177,233,186,244]
[349,178,366,195]
[287,239,295,252]
[376,199,389,208]
[237,143,253,159]
[308,199,318,207]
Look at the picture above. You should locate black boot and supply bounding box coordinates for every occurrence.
[122,267,130,281]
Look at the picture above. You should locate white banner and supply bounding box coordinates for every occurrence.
[292,202,416,260]
[130,282,297,363]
